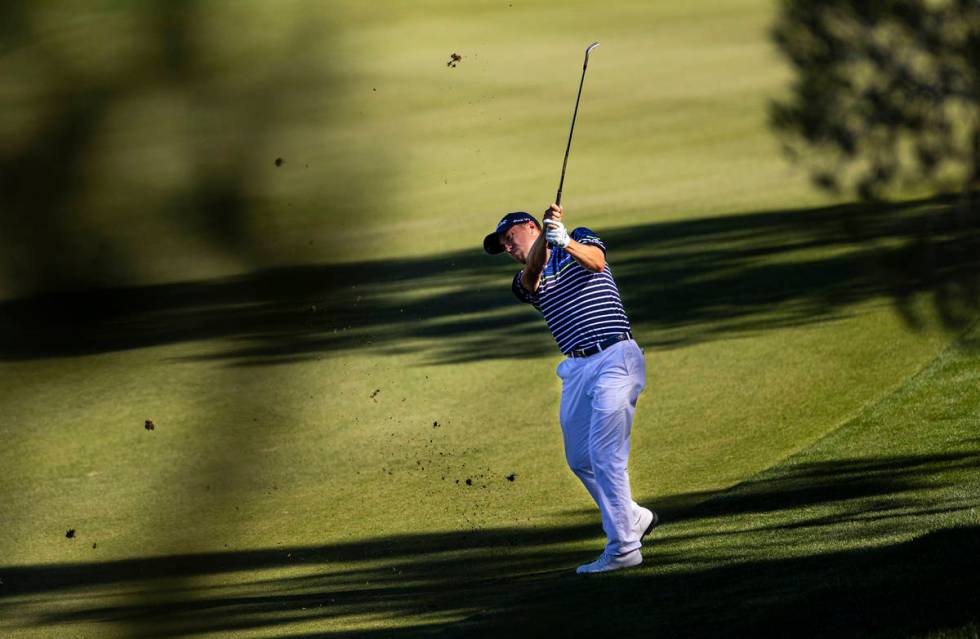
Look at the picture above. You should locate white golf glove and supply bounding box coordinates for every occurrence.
[544,219,570,248]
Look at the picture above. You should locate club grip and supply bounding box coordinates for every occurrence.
[543,215,558,248]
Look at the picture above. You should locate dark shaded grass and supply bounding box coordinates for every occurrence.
[1,450,977,638]
[1,194,977,365]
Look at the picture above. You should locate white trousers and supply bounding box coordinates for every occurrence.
[556,339,646,556]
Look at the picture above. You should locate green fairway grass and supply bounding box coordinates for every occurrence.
[1,1,977,637]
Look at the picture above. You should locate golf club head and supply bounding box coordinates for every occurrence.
[585,41,600,64]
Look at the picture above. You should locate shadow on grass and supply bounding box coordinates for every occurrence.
[0,3,380,299]
[1,451,977,637]
[1,194,977,366]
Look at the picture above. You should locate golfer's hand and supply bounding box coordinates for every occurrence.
[544,219,571,249]
[543,203,563,223]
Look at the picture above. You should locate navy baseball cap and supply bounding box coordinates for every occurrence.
[483,212,540,254]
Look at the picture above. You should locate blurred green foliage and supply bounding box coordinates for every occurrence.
[771,0,979,201]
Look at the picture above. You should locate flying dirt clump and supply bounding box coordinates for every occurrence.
[370,389,381,401]
[274,157,284,167]
[144,419,155,431]
[506,473,516,482]
[65,529,76,539]
[447,53,462,68]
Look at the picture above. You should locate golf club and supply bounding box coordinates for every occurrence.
[555,41,600,207]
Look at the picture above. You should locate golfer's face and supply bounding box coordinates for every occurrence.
[501,223,536,263]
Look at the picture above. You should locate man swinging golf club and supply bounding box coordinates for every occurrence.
[484,204,656,573]
[482,38,656,576]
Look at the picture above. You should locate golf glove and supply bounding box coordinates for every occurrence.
[544,219,570,249]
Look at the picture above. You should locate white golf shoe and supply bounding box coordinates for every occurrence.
[634,506,659,541]
[575,549,643,574]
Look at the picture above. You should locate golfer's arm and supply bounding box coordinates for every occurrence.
[521,233,550,292]
[564,240,605,272]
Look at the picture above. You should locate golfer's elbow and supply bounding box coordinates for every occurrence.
[586,256,605,272]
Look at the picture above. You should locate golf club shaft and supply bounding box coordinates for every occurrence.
[556,42,599,207]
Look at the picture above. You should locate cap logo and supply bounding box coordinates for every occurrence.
[496,215,533,232]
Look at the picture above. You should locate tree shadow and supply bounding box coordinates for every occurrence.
[1,450,977,637]
[0,2,381,299]
[1,194,977,365]
[769,0,980,330]
[0,7,394,634]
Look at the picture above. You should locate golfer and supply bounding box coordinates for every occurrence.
[484,204,657,573]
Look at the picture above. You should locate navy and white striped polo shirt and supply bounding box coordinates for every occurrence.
[512,227,632,354]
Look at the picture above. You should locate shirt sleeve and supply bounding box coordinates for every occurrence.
[571,227,606,253]
[512,270,537,304]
